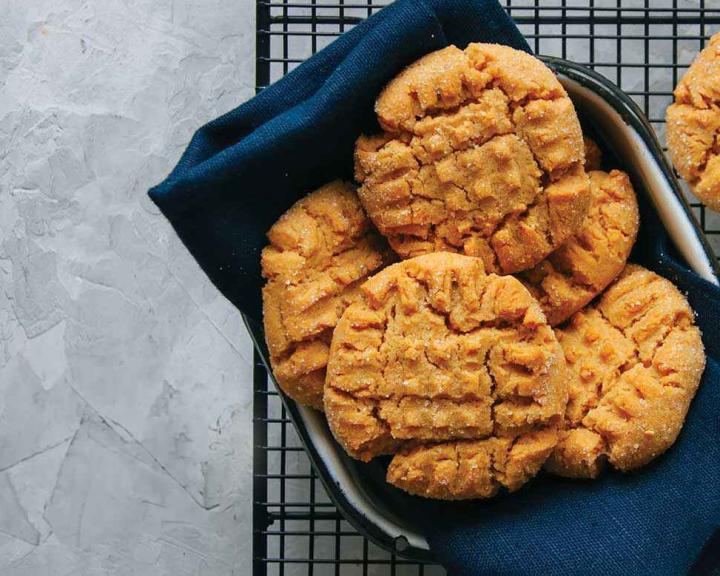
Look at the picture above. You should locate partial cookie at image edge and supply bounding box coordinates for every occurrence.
[666,32,720,211]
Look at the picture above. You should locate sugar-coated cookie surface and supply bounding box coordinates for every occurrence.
[546,265,706,478]
[355,44,591,274]
[386,427,559,500]
[666,32,720,211]
[520,170,639,326]
[324,252,567,499]
[261,180,392,409]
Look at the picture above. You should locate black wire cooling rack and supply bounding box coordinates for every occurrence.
[253,2,720,574]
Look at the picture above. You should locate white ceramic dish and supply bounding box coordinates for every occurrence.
[245,57,720,562]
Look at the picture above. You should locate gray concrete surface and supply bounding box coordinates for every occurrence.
[0,0,255,573]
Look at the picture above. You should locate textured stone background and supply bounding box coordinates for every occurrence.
[0,0,255,573]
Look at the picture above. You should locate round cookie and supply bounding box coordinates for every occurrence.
[354,43,591,274]
[519,169,639,326]
[666,32,720,211]
[324,252,568,499]
[261,180,392,409]
[546,265,706,478]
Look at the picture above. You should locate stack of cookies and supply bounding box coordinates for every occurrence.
[261,43,707,500]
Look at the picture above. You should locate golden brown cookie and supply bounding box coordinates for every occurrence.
[584,136,603,171]
[261,180,392,409]
[519,170,639,326]
[355,44,591,274]
[546,265,705,478]
[324,252,567,499]
[666,32,720,211]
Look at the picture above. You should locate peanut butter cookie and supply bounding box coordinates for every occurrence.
[325,252,567,499]
[520,170,639,326]
[262,181,392,409]
[355,44,591,274]
[546,265,705,478]
[666,32,720,211]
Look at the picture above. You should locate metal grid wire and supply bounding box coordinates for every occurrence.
[253,2,720,574]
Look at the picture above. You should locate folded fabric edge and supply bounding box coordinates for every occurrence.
[146,0,446,216]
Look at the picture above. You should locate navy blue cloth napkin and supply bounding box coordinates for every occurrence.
[149,1,720,574]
